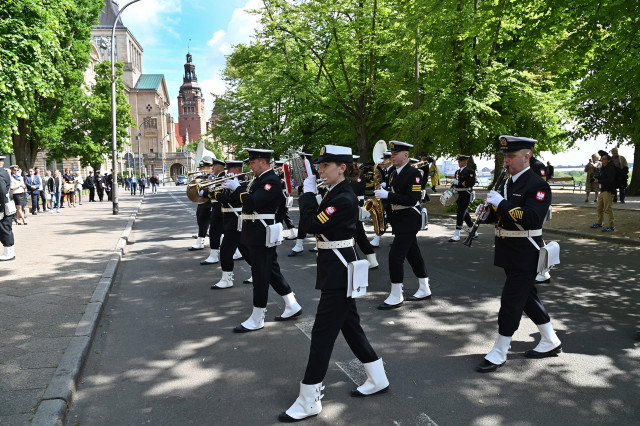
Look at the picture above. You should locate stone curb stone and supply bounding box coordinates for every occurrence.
[90,277,112,304]
[41,336,90,402]
[100,258,119,280]
[75,302,103,338]
[31,399,67,426]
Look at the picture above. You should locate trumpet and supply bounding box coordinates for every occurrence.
[197,172,253,190]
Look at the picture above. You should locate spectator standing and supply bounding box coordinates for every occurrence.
[49,170,63,213]
[125,175,131,191]
[35,167,47,212]
[24,168,41,215]
[10,166,28,224]
[130,174,138,195]
[41,170,52,210]
[546,161,554,181]
[95,171,105,201]
[429,159,440,192]
[590,153,616,232]
[74,172,84,205]
[150,175,158,193]
[139,174,147,195]
[584,154,600,203]
[0,154,16,261]
[611,147,629,203]
[63,168,75,207]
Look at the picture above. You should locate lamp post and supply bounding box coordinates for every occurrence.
[160,132,170,186]
[111,0,142,215]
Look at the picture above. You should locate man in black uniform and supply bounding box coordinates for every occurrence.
[449,154,476,242]
[0,154,16,261]
[350,155,378,269]
[374,141,431,310]
[288,152,319,256]
[200,158,226,263]
[223,148,302,332]
[85,171,96,202]
[275,161,297,240]
[189,157,214,251]
[475,135,561,373]
[95,171,105,201]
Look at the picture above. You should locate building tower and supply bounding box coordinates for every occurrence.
[177,52,207,144]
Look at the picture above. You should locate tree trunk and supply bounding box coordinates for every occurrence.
[626,139,640,195]
[11,118,39,171]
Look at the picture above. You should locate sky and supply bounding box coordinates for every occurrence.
[120,0,634,169]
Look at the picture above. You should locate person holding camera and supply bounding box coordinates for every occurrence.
[611,148,629,203]
[584,154,600,203]
[590,153,616,232]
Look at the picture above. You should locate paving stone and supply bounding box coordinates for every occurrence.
[0,389,43,416]
[0,412,33,426]
[16,337,73,353]
[0,367,56,390]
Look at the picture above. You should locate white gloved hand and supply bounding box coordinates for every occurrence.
[452,179,459,185]
[222,178,240,191]
[486,190,504,207]
[198,189,204,196]
[303,175,317,194]
[374,189,389,199]
[474,204,484,216]
[381,182,387,189]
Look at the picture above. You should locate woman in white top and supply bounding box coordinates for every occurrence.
[73,172,84,206]
[9,166,27,225]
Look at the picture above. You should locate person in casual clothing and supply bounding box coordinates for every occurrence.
[49,170,63,213]
[590,153,616,232]
[63,168,75,207]
[545,161,554,181]
[41,170,52,210]
[24,168,41,215]
[74,172,84,205]
[130,174,138,195]
[429,159,440,192]
[139,174,147,195]
[150,175,158,193]
[611,147,629,203]
[0,154,16,261]
[584,154,600,203]
[10,166,27,225]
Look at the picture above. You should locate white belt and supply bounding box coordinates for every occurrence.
[222,207,242,213]
[357,196,365,201]
[495,228,542,238]
[391,203,419,211]
[316,239,355,249]
[242,213,275,221]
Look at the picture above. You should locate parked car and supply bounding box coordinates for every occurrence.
[175,175,188,186]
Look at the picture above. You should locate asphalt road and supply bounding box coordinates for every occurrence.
[67,187,640,425]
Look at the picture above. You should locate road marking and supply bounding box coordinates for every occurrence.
[295,320,314,340]
[169,191,196,217]
[393,413,439,426]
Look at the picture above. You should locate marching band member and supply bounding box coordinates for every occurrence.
[188,157,213,251]
[350,155,378,269]
[279,145,389,423]
[288,152,319,256]
[449,154,476,242]
[201,158,226,264]
[529,155,552,284]
[475,136,561,373]
[275,161,297,240]
[369,150,392,248]
[208,161,252,289]
[223,148,302,332]
[375,141,431,310]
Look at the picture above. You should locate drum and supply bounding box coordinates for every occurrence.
[440,188,459,207]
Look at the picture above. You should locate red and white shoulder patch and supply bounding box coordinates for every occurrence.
[415,176,421,183]
[264,183,272,191]
[357,178,362,182]
[536,191,546,201]
[325,206,336,215]
[469,173,474,177]
[541,170,546,175]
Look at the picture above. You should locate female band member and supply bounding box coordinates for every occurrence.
[279,145,389,422]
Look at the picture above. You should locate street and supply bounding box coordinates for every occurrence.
[67,187,640,425]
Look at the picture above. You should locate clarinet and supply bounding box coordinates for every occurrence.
[463,167,508,247]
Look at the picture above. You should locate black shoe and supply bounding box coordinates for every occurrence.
[288,249,303,257]
[308,248,318,252]
[233,324,261,333]
[274,309,302,322]
[350,386,389,397]
[32,212,37,215]
[200,260,216,265]
[188,246,204,251]
[243,278,253,284]
[405,295,432,301]
[377,301,403,310]
[523,345,562,359]
[476,358,505,373]
[278,412,317,423]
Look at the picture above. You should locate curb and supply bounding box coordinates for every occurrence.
[31,199,144,426]
[428,212,640,246]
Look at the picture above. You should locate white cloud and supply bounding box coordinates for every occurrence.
[207,29,227,47]
[121,0,183,48]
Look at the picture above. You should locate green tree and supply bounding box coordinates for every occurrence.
[184,137,225,160]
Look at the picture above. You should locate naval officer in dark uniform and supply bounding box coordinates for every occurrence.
[223,148,302,332]
[279,145,389,423]
[350,155,378,269]
[475,135,562,373]
[0,153,16,261]
[188,157,214,251]
[449,154,476,242]
[375,141,431,310]
[200,158,226,264]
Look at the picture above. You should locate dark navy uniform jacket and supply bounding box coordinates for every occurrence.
[212,178,248,233]
[298,179,358,291]
[232,169,281,246]
[530,157,547,178]
[0,168,10,210]
[385,164,422,234]
[454,166,475,190]
[483,168,551,272]
[350,176,367,207]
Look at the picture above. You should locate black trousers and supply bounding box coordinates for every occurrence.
[276,196,295,229]
[389,232,427,283]
[498,269,551,336]
[456,192,473,229]
[355,220,374,255]
[209,209,223,249]
[303,289,378,384]
[196,204,211,238]
[89,187,95,201]
[29,192,39,211]
[0,213,15,247]
[96,188,104,201]
[220,228,251,271]
[249,245,292,308]
[39,191,47,210]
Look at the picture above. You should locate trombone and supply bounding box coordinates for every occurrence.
[196,172,253,190]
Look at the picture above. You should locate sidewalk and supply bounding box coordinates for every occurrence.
[0,193,142,425]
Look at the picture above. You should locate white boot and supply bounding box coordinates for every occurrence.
[288,239,304,256]
[234,307,266,333]
[449,229,461,242]
[351,358,390,397]
[211,271,234,289]
[378,283,403,310]
[485,334,512,365]
[279,382,324,421]
[275,292,302,321]
[366,253,379,269]
[525,322,562,358]
[536,270,551,283]
[201,249,220,265]
[286,227,298,240]
[370,235,381,247]
[232,248,243,260]
[0,246,15,261]
[243,275,253,284]
[189,237,205,251]
[407,277,431,301]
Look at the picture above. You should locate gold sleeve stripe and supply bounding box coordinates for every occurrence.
[317,212,329,223]
[508,207,523,221]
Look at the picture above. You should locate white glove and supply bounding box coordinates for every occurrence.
[222,178,240,191]
[381,182,387,189]
[198,189,204,196]
[474,204,484,216]
[374,189,389,199]
[452,179,459,185]
[303,175,317,194]
[486,190,504,207]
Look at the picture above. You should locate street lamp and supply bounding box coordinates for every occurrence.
[110,0,142,215]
